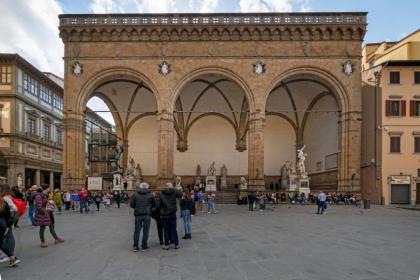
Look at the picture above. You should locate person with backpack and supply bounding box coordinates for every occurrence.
[180,191,193,239]
[35,185,64,248]
[11,186,25,228]
[26,185,38,226]
[0,183,21,267]
[159,183,182,250]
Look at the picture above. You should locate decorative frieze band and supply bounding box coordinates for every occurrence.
[59,13,366,43]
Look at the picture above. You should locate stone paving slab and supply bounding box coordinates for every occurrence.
[1,204,420,280]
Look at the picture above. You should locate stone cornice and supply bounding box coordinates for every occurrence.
[59,13,367,43]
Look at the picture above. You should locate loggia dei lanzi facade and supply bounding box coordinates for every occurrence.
[58,13,366,192]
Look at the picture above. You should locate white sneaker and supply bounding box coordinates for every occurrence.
[0,256,9,263]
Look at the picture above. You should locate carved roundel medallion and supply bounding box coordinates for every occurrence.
[342,60,353,76]
[159,61,171,76]
[253,61,266,75]
[71,61,83,77]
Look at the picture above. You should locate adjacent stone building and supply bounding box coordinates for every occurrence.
[0,54,64,188]
[362,29,420,205]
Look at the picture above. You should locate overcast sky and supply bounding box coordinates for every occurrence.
[1,0,419,125]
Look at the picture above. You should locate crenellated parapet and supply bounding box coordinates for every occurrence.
[59,13,367,43]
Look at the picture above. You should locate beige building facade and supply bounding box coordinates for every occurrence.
[58,13,366,191]
[0,54,64,188]
[362,30,420,205]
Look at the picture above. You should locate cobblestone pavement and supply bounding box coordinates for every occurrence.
[1,203,420,280]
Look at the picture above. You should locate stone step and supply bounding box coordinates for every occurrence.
[215,192,238,204]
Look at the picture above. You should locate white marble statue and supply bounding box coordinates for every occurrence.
[175,176,182,190]
[221,165,227,178]
[135,163,142,178]
[207,162,216,176]
[297,145,308,178]
[17,173,23,189]
[240,176,247,190]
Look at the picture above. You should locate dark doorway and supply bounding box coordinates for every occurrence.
[391,184,410,204]
[53,172,61,189]
[40,171,50,186]
[25,168,36,188]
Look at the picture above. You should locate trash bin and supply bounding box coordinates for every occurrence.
[363,199,370,209]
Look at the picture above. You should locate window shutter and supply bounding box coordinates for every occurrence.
[401,100,406,116]
[410,100,416,116]
[385,100,391,116]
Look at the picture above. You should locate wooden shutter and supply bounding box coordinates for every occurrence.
[410,100,416,116]
[385,100,391,116]
[401,100,406,116]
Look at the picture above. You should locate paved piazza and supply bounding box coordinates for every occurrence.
[1,204,420,280]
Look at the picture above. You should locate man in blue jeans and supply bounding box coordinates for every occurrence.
[160,183,182,250]
[130,182,155,252]
[27,185,38,226]
[317,191,327,214]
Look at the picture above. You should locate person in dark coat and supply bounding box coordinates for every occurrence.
[151,191,164,246]
[159,183,182,250]
[247,192,256,211]
[35,185,64,248]
[129,182,155,252]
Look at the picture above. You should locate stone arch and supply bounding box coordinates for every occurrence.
[170,66,255,114]
[89,91,125,141]
[76,66,161,113]
[263,66,348,113]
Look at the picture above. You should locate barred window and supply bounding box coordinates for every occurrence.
[390,72,400,84]
[40,85,52,104]
[53,95,63,110]
[23,73,37,95]
[0,66,11,85]
[415,137,420,153]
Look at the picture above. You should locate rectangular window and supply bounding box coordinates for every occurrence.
[391,101,400,116]
[410,100,420,117]
[56,128,62,144]
[53,95,63,110]
[0,66,12,85]
[40,85,52,104]
[390,136,401,153]
[42,124,50,140]
[390,71,400,84]
[27,118,36,136]
[414,72,420,84]
[23,73,37,95]
[415,137,420,153]
[386,100,406,117]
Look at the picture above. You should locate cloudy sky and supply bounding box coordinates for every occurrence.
[0,0,419,124]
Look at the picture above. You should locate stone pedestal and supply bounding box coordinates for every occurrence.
[113,172,123,191]
[296,177,310,195]
[205,176,217,192]
[220,176,227,190]
[287,175,298,191]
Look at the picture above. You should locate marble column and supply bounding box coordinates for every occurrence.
[35,169,41,187]
[156,110,174,189]
[248,111,265,191]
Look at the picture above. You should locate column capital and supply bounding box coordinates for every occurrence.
[157,110,174,122]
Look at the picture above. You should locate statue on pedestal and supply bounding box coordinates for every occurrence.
[240,176,247,190]
[17,173,23,189]
[175,175,182,190]
[297,145,308,178]
[207,162,216,176]
[113,144,124,171]
[220,164,227,189]
[195,164,202,185]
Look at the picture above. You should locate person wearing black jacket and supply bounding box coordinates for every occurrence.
[159,183,182,250]
[151,192,164,246]
[247,192,256,211]
[129,182,155,252]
